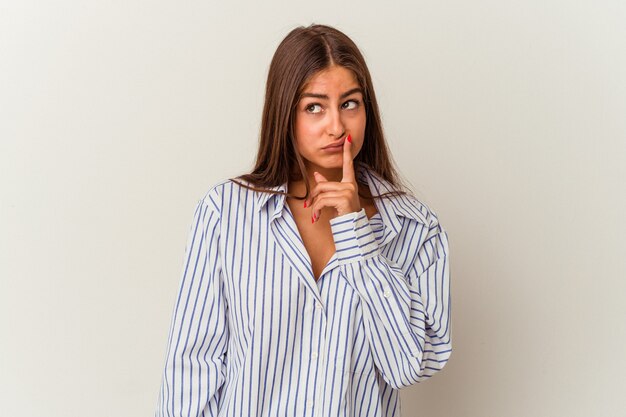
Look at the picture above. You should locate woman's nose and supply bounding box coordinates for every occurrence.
[327,108,345,138]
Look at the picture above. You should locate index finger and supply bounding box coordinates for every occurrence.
[342,134,355,183]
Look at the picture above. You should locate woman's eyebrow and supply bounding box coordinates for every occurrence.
[299,87,363,100]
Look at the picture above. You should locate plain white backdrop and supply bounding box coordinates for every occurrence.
[1,1,625,416]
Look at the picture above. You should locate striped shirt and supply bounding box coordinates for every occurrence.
[154,163,452,417]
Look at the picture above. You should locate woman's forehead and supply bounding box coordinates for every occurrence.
[303,66,358,88]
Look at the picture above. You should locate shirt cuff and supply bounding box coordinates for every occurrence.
[329,208,380,264]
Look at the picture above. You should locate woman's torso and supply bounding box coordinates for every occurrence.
[201,166,428,416]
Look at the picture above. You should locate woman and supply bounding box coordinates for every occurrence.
[155,23,451,417]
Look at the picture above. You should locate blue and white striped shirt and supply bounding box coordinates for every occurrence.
[155,164,452,417]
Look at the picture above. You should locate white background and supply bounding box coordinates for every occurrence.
[1,1,625,416]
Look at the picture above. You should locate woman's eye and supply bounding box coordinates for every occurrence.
[343,99,360,110]
[305,104,322,114]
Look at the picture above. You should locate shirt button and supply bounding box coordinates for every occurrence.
[311,352,318,359]
[306,400,314,408]
[316,302,323,310]
[383,288,391,298]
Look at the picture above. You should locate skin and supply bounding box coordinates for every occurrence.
[289,64,368,223]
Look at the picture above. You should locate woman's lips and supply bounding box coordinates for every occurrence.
[322,139,345,149]
[322,144,343,153]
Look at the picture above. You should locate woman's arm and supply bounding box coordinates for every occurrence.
[330,207,451,389]
[155,195,229,416]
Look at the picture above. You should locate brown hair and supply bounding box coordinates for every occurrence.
[229,23,413,202]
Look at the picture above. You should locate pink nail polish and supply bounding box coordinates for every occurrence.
[347,134,352,143]
[304,200,307,208]
[311,215,314,223]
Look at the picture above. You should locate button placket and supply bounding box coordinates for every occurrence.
[313,344,327,417]
[301,300,322,416]
[312,299,327,417]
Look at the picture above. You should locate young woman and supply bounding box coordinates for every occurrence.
[155,24,451,417]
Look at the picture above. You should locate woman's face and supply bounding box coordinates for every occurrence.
[294,65,366,174]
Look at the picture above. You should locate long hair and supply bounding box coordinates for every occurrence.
[230,23,412,202]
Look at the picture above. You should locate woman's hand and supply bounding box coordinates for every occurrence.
[305,134,362,223]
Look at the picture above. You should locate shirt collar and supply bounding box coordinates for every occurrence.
[253,163,429,226]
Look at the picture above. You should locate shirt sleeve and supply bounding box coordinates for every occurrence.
[329,207,451,389]
[155,197,229,416]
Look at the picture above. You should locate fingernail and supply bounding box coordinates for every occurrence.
[347,134,352,143]
[311,215,314,223]
[304,200,307,208]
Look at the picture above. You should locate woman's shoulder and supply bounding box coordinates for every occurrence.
[197,178,233,213]
[363,167,441,228]
[197,176,268,213]
[382,187,444,231]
